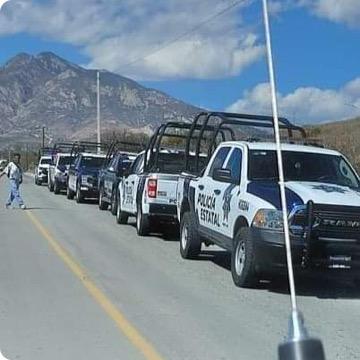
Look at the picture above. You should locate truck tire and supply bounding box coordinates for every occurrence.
[231,228,258,288]
[66,184,75,200]
[116,192,128,224]
[180,212,201,259]
[98,187,108,210]
[76,183,84,203]
[136,204,150,236]
[54,180,60,194]
[110,189,117,216]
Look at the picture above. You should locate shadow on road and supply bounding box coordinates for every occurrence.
[127,220,180,242]
[194,249,360,300]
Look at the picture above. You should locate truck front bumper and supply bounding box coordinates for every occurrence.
[250,228,360,274]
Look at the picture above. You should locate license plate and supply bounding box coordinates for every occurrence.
[329,255,351,262]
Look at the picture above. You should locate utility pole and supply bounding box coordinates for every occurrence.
[97,71,101,153]
[26,144,29,171]
[42,126,45,149]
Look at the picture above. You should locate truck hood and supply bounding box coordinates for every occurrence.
[247,181,360,212]
[286,182,360,207]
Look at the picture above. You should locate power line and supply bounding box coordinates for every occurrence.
[119,0,247,69]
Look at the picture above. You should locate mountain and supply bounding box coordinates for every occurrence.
[307,116,360,171]
[0,52,200,146]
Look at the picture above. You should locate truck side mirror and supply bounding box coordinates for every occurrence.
[212,168,232,183]
[122,168,131,178]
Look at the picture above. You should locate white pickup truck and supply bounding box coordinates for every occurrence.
[34,155,52,185]
[177,112,360,288]
[116,149,181,235]
[48,152,72,194]
[116,122,192,236]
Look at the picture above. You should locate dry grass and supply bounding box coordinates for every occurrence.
[307,117,360,172]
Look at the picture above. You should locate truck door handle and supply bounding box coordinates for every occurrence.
[198,185,204,190]
[214,189,221,195]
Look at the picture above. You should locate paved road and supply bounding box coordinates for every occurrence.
[0,175,359,360]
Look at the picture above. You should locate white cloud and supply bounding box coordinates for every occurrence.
[0,0,264,80]
[298,0,360,27]
[269,0,360,28]
[227,78,360,124]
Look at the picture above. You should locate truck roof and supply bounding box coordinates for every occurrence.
[222,141,341,156]
[79,153,106,158]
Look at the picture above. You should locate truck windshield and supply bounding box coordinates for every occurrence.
[80,156,105,168]
[40,158,52,165]
[59,156,72,166]
[248,150,360,188]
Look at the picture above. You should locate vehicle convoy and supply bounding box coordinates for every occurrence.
[67,142,107,203]
[35,148,52,185]
[98,140,143,214]
[116,122,195,236]
[177,112,360,288]
[48,142,74,193]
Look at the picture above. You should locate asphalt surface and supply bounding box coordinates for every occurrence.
[0,175,359,360]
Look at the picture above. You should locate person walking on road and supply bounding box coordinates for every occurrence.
[0,153,26,209]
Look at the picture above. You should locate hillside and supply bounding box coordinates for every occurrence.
[307,117,360,171]
[0,52,200,148]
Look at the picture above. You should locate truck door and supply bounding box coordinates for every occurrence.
[104,156,117,198]
[196,146,231,235]
[122,153,144,214]
[218,147,243,239]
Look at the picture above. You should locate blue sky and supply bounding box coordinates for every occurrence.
[0,0,359,123]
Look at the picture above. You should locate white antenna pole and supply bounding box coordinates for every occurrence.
[262,0,297,311]
[263,3,326,357]
[97,71,101,153]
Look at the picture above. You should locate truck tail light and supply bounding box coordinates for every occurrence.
[147,178,157,198]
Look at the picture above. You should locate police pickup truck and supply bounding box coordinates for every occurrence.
[177,112,360,288]
[98,141,140,214]
[48,152,72,194]
[47,142,74,193]
[116,122,192,236]
[35,152,52,185]
[66,142,107,203]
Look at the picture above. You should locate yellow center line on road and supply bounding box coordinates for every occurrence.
[25,210,164,360]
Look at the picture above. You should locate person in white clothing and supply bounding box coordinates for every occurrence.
[0,153,26,209]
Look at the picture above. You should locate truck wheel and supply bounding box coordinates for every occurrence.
[76,184,84,203]
[67,184,74,200]
[110,189,117,216]
[116,192,128,224]
[98,187,108,210]
[180,212,201,259]
[136,205,150,236]
[231,228,258,288]
[54,180,60,194]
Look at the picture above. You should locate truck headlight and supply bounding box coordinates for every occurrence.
[81,175,90,185]
[252,209,284,231]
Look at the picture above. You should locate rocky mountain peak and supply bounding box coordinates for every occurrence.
[0,52,201,147]
[2,52,34,70]
[35,52,81,75]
